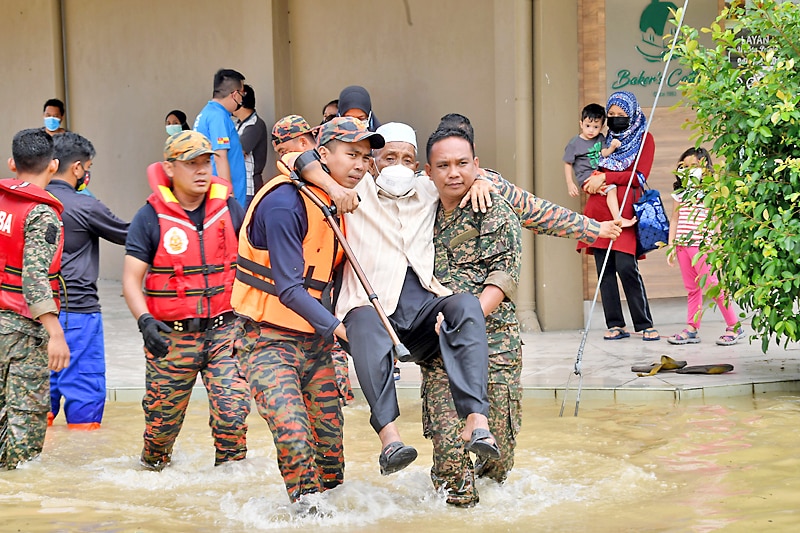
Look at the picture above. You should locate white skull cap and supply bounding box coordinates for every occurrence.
[376,122,417,150]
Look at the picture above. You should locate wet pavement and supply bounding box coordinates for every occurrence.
[98,280,800,404]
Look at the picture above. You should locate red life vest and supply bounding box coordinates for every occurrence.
[0,179,64,319]
[231,174,345,334]
[143,163,237,321]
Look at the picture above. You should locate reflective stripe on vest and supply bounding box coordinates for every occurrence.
[230,174,344,334]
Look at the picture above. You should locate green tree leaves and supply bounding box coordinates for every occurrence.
[675,0,800,352]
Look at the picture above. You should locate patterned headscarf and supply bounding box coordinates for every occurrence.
[598,91,646,172]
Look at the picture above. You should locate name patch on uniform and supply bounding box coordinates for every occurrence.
[0,210,12,235]
[163,227,189,255]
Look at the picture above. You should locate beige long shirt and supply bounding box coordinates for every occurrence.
[335,174,451,319]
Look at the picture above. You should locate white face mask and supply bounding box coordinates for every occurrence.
[375,164,416,197]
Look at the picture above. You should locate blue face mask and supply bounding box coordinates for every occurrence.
[44,116,61,131]
[166,124,183,136]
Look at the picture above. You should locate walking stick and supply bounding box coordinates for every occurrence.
[289,172,411,361]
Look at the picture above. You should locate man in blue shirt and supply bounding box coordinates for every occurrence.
[194,68,248,207]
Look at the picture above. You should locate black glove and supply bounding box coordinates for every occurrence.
[137,313,172,357]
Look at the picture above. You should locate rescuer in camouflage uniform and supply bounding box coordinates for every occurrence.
[421,127,523,506]
[231,117,385,507]
[0,128,70,469]
[122,131,250,471]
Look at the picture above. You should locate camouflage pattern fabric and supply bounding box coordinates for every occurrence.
[423,191,523,505]
[482,167,601,243]
[271,114,313,147]
[141,320,250,467]
[330,342,354,405]
[234,318,343,503]
[0,203,63,469]
[0,329,49,469]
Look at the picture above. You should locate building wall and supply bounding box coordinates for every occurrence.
[3,0,714,330]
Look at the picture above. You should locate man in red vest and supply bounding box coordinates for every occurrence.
[122,130,250,471]
[0,128,70,469]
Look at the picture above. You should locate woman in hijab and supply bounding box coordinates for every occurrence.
[337,85,381,131]
[578,90,660,341]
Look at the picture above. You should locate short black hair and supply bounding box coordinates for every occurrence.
[53,132,96,174]
[426,127,475,162]
[438,113,474,144]
[12,128,55,174]
[241,84,256,109]
[581,103,605,123]
[212,69,245,98]
[165,109,190,130]
[43,98,65,115]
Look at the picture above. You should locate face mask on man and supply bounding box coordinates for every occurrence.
[375,164,416,197]
[44,116,61,131]
[606,116,630,134]
[166,124,183,136]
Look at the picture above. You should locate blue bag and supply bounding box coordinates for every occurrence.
[632,172,669,256]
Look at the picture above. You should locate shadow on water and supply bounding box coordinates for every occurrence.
[2,395,800,532]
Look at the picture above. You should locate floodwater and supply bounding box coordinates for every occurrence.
[2,395,799,532]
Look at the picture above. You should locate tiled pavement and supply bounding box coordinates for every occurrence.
[98,280,800,404]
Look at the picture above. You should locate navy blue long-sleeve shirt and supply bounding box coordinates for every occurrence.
[46,179,129,313]
[247,182,340,339]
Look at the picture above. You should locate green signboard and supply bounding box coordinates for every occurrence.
[606,0,717,107]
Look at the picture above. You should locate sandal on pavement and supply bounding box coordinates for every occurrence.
[642,328,661,341]
[667,328,700,345]
[631,355,688,376]
[604,327,631,341]
[716,326,745,346]
[379,441,418,476]
[677,364,734,374]
[464,428,501,460]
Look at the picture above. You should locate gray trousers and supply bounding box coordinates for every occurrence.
[341,268,490,433]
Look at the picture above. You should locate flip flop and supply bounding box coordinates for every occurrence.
[642,328,661,341]
[464,428,501,460]
[631,355,687,376]
[378,441,418,475]
[676,364,734,375]
[604,327,631,340]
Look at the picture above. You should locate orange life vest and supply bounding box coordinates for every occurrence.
[0,179,64,318]
[231,174,345,334]
[143,162,237,321]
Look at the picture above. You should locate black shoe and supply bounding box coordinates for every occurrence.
[379,441,417,475]
[393,365,401,381]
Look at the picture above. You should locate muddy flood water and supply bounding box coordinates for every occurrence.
[2,394,799,532]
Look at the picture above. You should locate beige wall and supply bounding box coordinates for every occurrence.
[533,0,585,330]
[0,0,598,330]
[0,0,63,158]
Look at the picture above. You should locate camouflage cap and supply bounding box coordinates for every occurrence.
[271,114,313,147]
[164,130,215,161]
[316,116,385,149]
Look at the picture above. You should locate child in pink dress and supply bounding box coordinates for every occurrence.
[667,147,744,346]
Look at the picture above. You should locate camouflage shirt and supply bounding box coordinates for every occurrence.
[0,203,62,338]
[434,192,522,369]
[482,167,601,242]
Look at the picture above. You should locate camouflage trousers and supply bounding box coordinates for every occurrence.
[234,318,344,503]
[421,352,522,506]
[141,321,250,467]
[0,330,49,470]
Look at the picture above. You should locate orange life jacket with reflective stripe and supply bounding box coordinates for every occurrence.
[231,174,345,334]
[143,162,237,321]
[0,179,64,318]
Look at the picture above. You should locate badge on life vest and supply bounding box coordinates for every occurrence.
[163,227,189,255]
